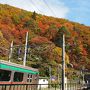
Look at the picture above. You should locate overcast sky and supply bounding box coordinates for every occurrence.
[0,0,90,26]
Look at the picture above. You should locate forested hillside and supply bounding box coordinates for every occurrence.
[0,4,90,77]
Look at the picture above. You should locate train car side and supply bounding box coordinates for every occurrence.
[0,60,39,90]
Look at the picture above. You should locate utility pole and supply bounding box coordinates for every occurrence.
[62,34,65,90]
[23,32,28,66]
[49,66,52,90]
[82,66,85,84]
[49,66,52,84]
[58,65,60,83]
[9,41,13,62]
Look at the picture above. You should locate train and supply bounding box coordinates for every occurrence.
[0,60,39,90]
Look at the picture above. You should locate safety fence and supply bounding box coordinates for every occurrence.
[0,83,83,90]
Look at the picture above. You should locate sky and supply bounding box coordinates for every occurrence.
[0,0,90,26]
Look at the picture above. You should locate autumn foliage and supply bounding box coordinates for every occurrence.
[0,4,90,73]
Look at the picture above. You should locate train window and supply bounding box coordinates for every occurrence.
[27,74,32,82]
[14,72,23,82]
[0,69,11,81]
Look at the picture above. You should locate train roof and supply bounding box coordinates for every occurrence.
[0,60,39,74]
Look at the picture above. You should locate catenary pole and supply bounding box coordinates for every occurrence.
[23,32,28,66]
[49,66,52,84]
[62,34,65,90]
[9,41,13,62]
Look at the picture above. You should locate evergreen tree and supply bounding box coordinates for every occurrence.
[32,11,36,20]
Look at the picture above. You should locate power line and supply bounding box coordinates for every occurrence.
[28,0,56,17]
[30,0,44,14]
[42,0,56,17]
[26,0,35,12]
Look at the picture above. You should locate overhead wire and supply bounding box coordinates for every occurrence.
[42,0,56,17]
[30,0,44,14]
[25,0,35,12]
[28,0,56,17]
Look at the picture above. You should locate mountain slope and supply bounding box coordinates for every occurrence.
[0,4,90,76]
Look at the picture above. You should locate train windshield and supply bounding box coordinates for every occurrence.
[0,69,11,81]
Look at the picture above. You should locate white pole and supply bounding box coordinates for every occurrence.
[9,41,13,62]
[82,66,85,84]
[23,32,28,66]
[62,34,65,90]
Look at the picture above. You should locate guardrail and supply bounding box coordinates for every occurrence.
[0,83,83,90]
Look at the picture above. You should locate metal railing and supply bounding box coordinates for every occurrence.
[0,83,83,90]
